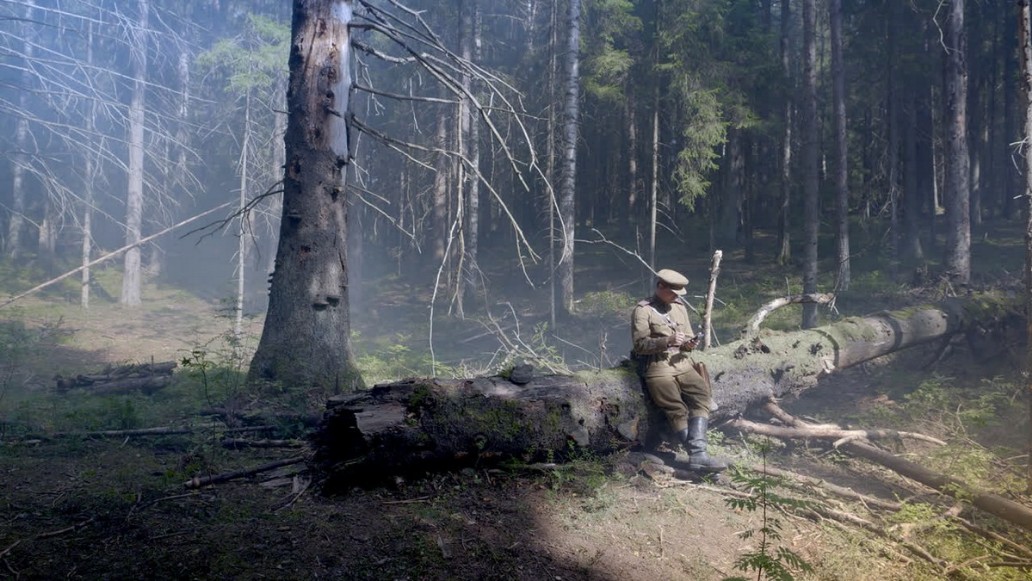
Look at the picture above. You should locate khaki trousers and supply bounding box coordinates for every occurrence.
[645,366,712,433]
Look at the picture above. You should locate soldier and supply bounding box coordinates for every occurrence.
[631,269,727,472]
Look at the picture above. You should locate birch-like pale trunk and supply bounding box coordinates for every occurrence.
[558,0,580,315]
[801,0,819,328]
[6,0,34,260]
[120,0,149,307]
[887,2,900,265]
[1017,0,1032,495]
[81,23,96,310]
[944,0,971,285]
[776,0,792,266]
[547,0,558,329]
[830,0,850,291]
[463,0,482,310]
[235,90,253,341]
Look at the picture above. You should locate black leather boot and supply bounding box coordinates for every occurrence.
[676,427,691,447]
[685,417,728,472]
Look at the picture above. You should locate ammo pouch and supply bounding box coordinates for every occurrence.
[630,351,651,379]
[693,360,712,391]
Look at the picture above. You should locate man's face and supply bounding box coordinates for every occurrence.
[656,283,681,304]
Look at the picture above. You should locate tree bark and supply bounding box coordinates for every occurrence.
[1018,0,1032,495]
[248,0,363,391]
[120,0,148,307]
[902,89,924,262]
[558,0,580,315]
[776,0,792,266]
[81,20,98,309]
[5,0,34,261]
[801,0,819,328]
[943,0,971,285]
[311,300,992,488]
[886,2,900,266]
[830,0,850,291]
[462,0,482,311]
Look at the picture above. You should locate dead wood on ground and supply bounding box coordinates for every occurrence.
[740,401,1032,532]
[54,361,177,395]
[184,456,307,489]
[311,299,1011,489]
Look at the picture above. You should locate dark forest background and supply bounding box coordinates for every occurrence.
[0,0,1022,368]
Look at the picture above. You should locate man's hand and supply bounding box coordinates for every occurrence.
[666,332,687,348]
[681,332,704,351]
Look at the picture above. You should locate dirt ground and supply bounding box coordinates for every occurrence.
[0,427,927,581]
[2,269,1031,580]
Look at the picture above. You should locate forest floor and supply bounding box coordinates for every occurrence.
[2,232,1032,580]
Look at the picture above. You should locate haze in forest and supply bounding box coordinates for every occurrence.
[0,0,1022,376]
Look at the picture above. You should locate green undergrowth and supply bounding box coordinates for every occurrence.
[848,371,1027,496]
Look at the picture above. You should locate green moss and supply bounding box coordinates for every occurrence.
[463,400,528,442]
[407,383,434,411]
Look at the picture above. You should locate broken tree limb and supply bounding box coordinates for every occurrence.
[746,463,903,511]
[55,361,178,395]
[220,438,305,449]
[701,250,722,349]
[310,299,1008,488]
[184,456,306,489]
[752,400,1032,532]
[741,293,836,340]
[840,439,1032,532]
[18,424,278,442]
[0,202,233,310]
[726,417,947,447]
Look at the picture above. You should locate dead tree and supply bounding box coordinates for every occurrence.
[311,299,1011,489]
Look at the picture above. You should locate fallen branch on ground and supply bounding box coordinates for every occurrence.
[950,516,1032,561]
[184,456,306,489]
[7,424,282,445]
[0,541,19,560]
[55,361,178,396]
[805,506,946,570]
[727,417,947,447]
[220,438,305,449]
[745,463,902,511]
[36,517,95,539]
[751,402,1032,532]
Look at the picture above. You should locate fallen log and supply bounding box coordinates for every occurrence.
[840,439,1032,532]
[742,401,1032,533]
[726,417,947,447]
[55,361,177,395]
[310,299,1011,489]
[184,456,306,489]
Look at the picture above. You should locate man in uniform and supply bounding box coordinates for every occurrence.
[631,268,727,472]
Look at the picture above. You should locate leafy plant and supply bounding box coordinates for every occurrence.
[723,440,814,581]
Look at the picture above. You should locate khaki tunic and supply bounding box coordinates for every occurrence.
[631,297,712,432]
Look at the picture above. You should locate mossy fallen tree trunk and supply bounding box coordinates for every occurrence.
[311,299,1005,489]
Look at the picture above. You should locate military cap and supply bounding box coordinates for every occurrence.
[656,268,688,295]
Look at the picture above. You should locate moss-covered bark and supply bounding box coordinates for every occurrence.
[312,299,1007,488]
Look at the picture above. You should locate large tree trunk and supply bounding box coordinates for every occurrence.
[5,0,34,261]
[886,2,900,266]
[558,0,580,315]
[801,0,819,328]
[776,0,792,266]
[248,0,363,391]
[1018,0,1032,495]
[830,0,850,291]
[943,0,971,285]
[462,0,482,312]
[312,301,992,488]
[120,0,148,307]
